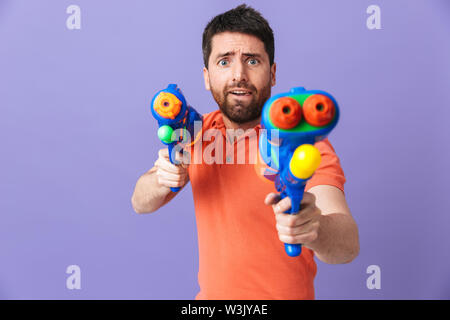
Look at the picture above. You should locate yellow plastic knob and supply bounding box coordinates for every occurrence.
[289,144,321,179]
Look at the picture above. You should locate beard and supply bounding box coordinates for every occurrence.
[210,78,272,124]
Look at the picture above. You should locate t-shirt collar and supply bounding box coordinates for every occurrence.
[211,111,262,131]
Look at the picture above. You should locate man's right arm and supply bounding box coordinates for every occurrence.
[131,149,189,214]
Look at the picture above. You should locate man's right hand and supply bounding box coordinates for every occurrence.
[154,148,189,190]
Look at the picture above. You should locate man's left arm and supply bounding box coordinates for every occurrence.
[265,185,360,264]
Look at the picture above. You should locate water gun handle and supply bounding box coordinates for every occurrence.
[167,143,181,193]
[280,188,304,257]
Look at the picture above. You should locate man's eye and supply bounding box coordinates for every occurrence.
[219,60,228,66]
[248,59,259,65]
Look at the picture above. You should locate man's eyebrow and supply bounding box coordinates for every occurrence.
[214,51,263,60]
[242,52,262,58]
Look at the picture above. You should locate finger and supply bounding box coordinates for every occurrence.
[155,157,186,174]
[273,197,292,214]
[274,193,316,214]
[156,173,188,187]
[278,230,318,245]
[275,206,317,228]
[275,212,300,228]
[301,192,316,207]
[280,206,318,227]
[278,234,299,244]
[276,219,318,236]
[276,224,307,237]
[157,177,186,188]
[156,169,188,182]
[264,193,281,205]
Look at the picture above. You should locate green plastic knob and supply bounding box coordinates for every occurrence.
[158,125,174,143]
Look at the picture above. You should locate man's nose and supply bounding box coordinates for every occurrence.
[232,60,248,83]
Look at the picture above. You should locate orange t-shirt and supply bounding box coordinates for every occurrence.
[185,110,346,300]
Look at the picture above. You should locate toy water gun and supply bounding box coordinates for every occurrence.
[150,84,203,192]
[255,87,340,257]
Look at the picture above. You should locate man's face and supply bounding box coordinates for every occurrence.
[203,32,276,124]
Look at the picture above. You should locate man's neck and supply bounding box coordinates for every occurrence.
[221,112,261,131]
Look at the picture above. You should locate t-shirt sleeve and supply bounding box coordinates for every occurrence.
[305,137,346,194]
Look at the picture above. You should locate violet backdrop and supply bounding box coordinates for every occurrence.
[0,0,449,299]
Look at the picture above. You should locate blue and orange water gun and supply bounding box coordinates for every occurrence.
[255,87,340,257]
[150,84,203,192]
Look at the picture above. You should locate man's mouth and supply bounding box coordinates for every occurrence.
[228,90,252,96]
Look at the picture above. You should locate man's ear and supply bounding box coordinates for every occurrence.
[270,62,277,87]
[203,67,211,91]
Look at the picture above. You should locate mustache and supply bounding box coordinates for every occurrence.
[225,82,257,93]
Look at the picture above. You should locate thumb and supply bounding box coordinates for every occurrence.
[264,192,281,206]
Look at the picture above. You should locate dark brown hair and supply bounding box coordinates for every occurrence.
[202,4,275,69]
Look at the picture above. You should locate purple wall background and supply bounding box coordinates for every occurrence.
[1,0,449,299]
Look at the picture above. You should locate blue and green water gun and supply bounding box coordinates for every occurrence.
[255,87,340,257]
[150,84,203,192]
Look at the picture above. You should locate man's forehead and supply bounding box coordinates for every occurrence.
[210,32,265,55]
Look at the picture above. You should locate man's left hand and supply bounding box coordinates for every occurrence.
[264,191,322,247]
